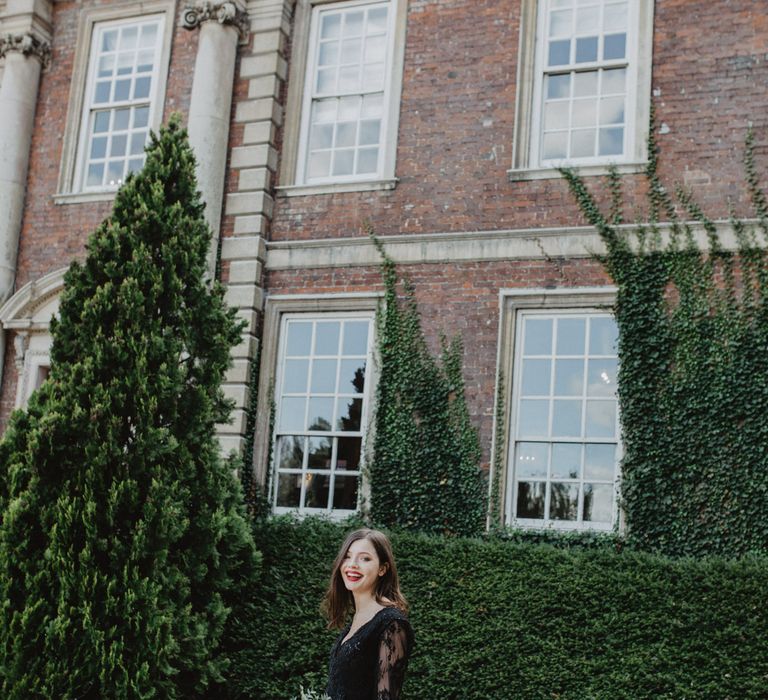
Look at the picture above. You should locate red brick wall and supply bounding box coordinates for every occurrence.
[268,0,768,241]
[14,1,198,291]
[266,256,613,466]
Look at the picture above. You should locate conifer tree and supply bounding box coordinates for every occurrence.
[0,116,258,698]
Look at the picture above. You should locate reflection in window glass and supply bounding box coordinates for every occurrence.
[274,316,373,513]
[512,312,619,529]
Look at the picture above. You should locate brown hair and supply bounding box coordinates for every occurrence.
[321,528,408,629]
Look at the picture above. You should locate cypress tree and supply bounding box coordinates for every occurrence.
[0,116,258,698]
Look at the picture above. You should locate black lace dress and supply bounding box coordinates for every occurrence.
[325,606,414,700]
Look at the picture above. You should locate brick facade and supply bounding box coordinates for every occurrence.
[1,0,767,525]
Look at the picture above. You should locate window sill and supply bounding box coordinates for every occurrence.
[53,191,117,205]
[508,161,648,182]
[275,178,398,198]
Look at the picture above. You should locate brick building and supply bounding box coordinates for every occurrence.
[0,0,765,531]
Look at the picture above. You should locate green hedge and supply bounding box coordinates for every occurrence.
[221,518,768,699]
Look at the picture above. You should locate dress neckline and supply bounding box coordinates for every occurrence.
[340,606,389,648]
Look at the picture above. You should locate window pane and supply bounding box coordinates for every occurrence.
[543,132,568,160]
[341,37,362,64]
[276,473,302,507]
[94,81,111,103]
[585,400,616,437]
[315,321,340,354]
[87,163,104,187]
[573,71,598,97]
[519,399,550,437]
[600,96,625,125]
[94,111,110,133]
[603,33,626,60]
[549,9,572,37]
[357,147,379,174]
[308,151,332,179]
[130,132,147,156]
[90,137,107,159]
[548,39,571,66]
[583,483,613,522]
[584,443,616,480]
[589,316,618,354]
[310,358,338,393]
[516,442,549,479]
[367,7,389,32]
[321,13,342,39]
[551,442,582,479]
[102,29,118,51]
[364,35,386,63]
[133,76,151,100]
[552,399,582,437]
[114,79,131,101]
[572,99,597,128]
[545,101,569,130]
[554,359,584,396]
[114,108,131,130]
[522,358,552,395]
[277,435,305,470]
[604,2,628,31]
[575,36,598,62]
[308,397,334,431]
[134,106,149,128]
[337,436,362,471]
[524,318,553,354]
[304,473,330,509]
[342,320,370,354]
[602,67,626,93]
[576,6,599,33]
[332,475,359,509]
[308,436,334,469]
[550,483,579,520]
[571,128,596,157]
[587,358,617,396]
[517,481,546,519]
[338,65,360,91]
[319,41,339,67]
[547,73,571,99]
[359,119,381,146]
[279,397,306,432]
[557,317,586,354]
[338,359,366,393]
[344,10,365,36]
[286,322,313,355]
[111,134,127,157]
[599,127,624,155]
[336,397,363,431]
[332,149,354,176]
[335,122,357,148]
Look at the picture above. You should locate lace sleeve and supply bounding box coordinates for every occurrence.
[375,619,411,700]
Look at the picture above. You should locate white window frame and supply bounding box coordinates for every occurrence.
[73,15,165,193]
[277,0,407,196]
[509,0,654,181]
[55,0,175,203]
[271,311,375,516]
[494,287,622,532]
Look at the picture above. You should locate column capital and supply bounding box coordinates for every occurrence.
[0,32,51,67]
[182,2,250,42]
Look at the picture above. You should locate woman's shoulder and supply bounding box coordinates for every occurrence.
[374,606,414,641]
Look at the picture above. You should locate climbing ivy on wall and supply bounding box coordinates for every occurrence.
[367,234,486,537]
[561,123,768,557]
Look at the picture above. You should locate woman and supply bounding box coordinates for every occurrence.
[323,529,414,700]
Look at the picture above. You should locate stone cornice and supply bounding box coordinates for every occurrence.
[0,32,51,67]
[182,1,249,41]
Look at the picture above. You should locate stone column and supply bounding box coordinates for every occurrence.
[0,0,52,303]
[183,0,249,278]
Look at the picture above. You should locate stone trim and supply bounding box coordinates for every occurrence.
[0,32,51,67]
[264,219,756,270]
